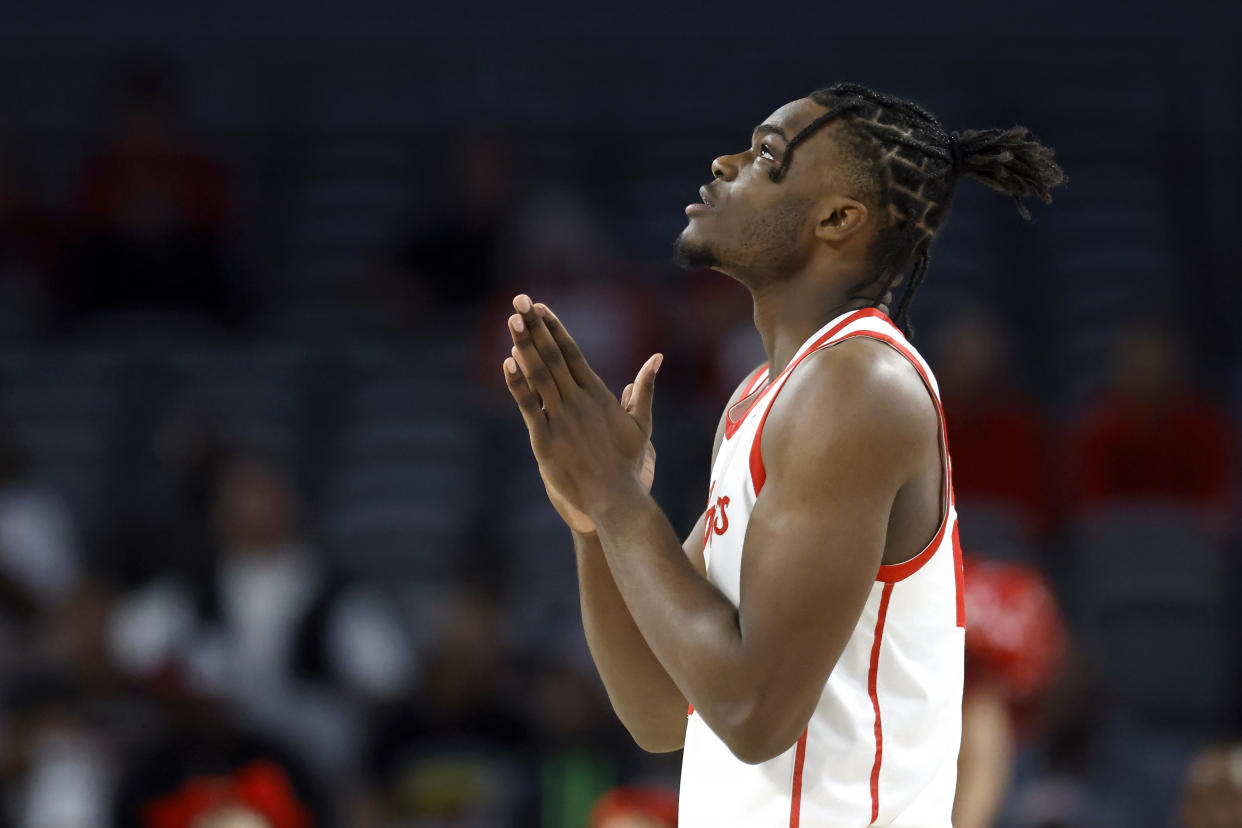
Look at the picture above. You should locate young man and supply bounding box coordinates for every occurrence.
[502,83,1064,827]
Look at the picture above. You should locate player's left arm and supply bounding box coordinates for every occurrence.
[502,295,933,765]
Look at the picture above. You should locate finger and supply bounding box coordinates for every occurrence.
[503,357,545,432]
[621,383,634,409]
[629,353,663,435]
[509,313,561,414]
[511,345,539,401]
[537,303,608,395]
[513,294,576,393]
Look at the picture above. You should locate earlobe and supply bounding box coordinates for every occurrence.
[816,200,869,243]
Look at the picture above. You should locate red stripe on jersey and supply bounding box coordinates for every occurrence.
[747,323,956,586]
[723,363,771,438]
[687,704,694,716]
[746,308,887,488]
[868,582,895,824]
[951,522,966,628]
[847,331,952,583]
[788,728,809,827]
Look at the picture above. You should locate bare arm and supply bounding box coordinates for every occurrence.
[504,301,755,754]
[500,294,937,765]
[570,365,763,752]
[572,523,700,752]
[593,342,933,762]
[953,689,1015,828]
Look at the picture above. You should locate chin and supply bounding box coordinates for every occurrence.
[672,228,720,270]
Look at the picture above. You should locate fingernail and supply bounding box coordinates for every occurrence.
[653,354,664,373]
[535,303,548,317]
[511,315,524,333]
[505,358,518,374]
[515,295,532,313]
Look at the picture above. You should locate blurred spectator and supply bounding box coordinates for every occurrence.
[1182,744,1242,828]
[0,418,82,629]
[56,56,250,331]
[108,453,415,774]
[1066,316,1235,521]
[932,308,1053,537]
[0,134,58,329]
[475,189,654,401]
[588,786,678,828]
[112,695,323,828]
[0,669,115,828]
[528,658,631,828]
[366,588,531,826]
[954,554,1069,828]
[96,409,231,594]
[372,133,520,318]
[142,759,311,828]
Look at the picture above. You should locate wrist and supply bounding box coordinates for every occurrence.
[588,479,652,534]
[571,526,600,541]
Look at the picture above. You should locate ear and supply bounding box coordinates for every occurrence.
[814,197,869,243]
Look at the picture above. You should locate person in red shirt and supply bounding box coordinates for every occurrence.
[954,555,1069,828]
[57,57,248,330]
[1067,317,1235,519]
[142,761,311,828]
[590,786,679,828]
[933,308,1052,536]
[0,136,61,327]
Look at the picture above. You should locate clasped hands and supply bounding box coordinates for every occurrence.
[502,294,660,534]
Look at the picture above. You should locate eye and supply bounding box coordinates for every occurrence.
[759,143,777,161]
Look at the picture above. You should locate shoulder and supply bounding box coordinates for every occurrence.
[764,336,938,471]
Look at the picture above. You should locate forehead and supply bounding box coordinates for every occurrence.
[758,97,830,137]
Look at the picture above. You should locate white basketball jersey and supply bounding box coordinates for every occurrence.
[679,308,965,828]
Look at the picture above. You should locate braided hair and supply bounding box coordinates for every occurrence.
[774,82,1067,337]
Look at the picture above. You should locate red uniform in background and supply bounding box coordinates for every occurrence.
[1067,318,1236,519]
[962,555,1067,723]
[1068,389,1235,513]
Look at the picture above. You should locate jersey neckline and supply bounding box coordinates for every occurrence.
[723,307,898,440]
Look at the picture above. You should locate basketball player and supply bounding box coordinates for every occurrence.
[502,83,1065,827]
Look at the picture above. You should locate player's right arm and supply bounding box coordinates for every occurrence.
[566,367,757,753]
[572,525,697,753]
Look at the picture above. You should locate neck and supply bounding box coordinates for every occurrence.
[750,272,887,375]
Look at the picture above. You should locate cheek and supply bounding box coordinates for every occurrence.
[738,196,813,252]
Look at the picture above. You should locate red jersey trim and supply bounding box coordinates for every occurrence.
[727,309,885,444]
[868,582,895,824]
[854,332,953,583]
[746,309,889,487]
[951,522,966,628]
[747,323,954,586]
[723,363,771,438]
[789,728,809,827]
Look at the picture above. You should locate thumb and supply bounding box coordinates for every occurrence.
[629,353,662,435]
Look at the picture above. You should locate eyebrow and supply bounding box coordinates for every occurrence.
[752,123,789,141]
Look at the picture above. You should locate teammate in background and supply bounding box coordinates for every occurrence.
[502,83,1064,826]
[953,555,1068,828]
[1183,745,1242,828]
[590,786,679,828]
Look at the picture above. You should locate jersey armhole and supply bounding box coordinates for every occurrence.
[747,330,954,582]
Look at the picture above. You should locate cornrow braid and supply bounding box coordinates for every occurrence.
[774,83,1067,337]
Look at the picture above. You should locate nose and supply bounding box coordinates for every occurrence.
[711,153,739,181]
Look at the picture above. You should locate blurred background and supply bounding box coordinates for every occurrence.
[1,1,1240,826]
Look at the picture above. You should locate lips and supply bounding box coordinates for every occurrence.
[698,185,716,208]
